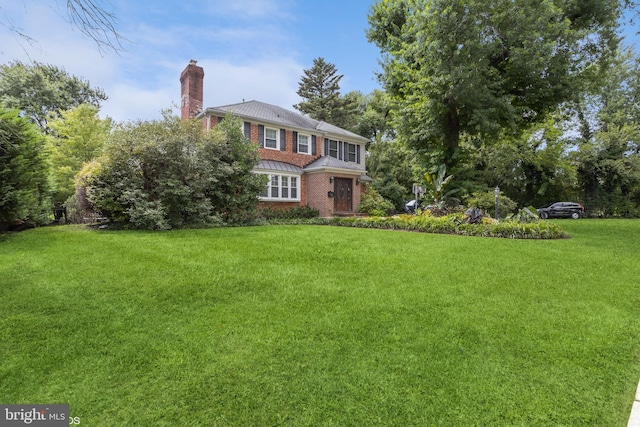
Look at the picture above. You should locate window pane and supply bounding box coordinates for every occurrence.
[271,175,279,197]
[291,177,297,199]
[329,140,338,158]
[298,135,309,153]
[282,176,289,198]
[348,144,356,162]
[265,128,277,149]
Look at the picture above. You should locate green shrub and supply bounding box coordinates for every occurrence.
[83,113,264,230]
[466,191,518,218]
[308,213,567,239]
[259,206,319,220]
[358,185,395,216]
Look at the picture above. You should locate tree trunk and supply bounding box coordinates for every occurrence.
[444,99,460,170]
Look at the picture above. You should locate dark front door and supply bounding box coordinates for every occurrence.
[334,178,353,212]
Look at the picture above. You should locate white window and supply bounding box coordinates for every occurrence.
[265,127,278,149]
[258,173,300,201]
[290,177,298,199]
[270,175,279,197]
[298,134,310,154]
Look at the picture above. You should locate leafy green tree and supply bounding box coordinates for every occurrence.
[469,115,579,208]
[347,89,395,145]
[367,0,624,170]
[367,139,415,209]
[85,112,265,229]
[0,61,107,131]
[293,57,358,129]
[571,50,640,216]
[0,109,51,230]
[47,104,112,205]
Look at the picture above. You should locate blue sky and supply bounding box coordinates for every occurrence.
[0,0,638,123]
[0,0,381,122]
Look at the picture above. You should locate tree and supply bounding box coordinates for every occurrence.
[367,139,415,209]
[47,104,111,205]
[0,61,107,131]
[0,109,51,230]
[1,0,126,53]
[367,0,624,170]
[468,115,579,208]
[84,112,265,229]
[347,89,395,145]
[294,57,358,129]
[571,49,640,216]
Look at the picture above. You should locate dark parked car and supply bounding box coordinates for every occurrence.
[537,202,585,219]
[404,199,423,214]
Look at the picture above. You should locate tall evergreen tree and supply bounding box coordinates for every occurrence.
[294,57,357,129]
[0,108,51,230]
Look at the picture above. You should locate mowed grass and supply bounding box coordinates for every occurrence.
[1,221,639,426]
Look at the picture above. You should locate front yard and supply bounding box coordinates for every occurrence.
[1,220,639,425]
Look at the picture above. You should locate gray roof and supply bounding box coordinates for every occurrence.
[304,155,364,172]
[255,160,303,174]
[204,100,369,143]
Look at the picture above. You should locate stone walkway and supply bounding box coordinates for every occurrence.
[629,379,640,427]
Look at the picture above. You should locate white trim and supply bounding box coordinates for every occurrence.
[256,172,301,202]
[297,133,311,155]
[264,126,279,150]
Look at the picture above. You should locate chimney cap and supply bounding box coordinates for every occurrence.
[189,59,198,65]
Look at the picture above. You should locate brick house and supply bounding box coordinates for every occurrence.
[180,60,371,217]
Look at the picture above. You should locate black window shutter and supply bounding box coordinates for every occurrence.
[244,122,251,139]
[280,129,286,151]
[292,131,298,153]
[339,141,343,160]
[312,135,317,155]
[356,144,361,164]
[324,138,328,155]
[258,125,264,148]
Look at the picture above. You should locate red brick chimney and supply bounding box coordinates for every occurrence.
[180,60,204,119]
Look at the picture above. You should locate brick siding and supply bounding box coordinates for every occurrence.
[205,114,362,216]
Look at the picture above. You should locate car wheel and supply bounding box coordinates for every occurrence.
[571,212,580,219]
[540,211,549,219]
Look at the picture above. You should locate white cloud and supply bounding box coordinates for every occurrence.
[196,58,303,109]
[103,84,175,122]
[199,0,295,19]
[0,1,306,123]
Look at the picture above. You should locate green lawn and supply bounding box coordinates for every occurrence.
[1,221,639,426]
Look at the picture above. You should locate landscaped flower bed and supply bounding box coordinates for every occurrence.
[295,213,568,239]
